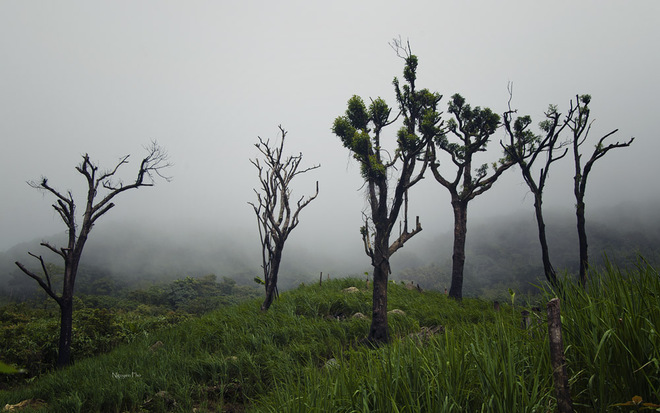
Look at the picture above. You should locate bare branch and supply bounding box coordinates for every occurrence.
[90,142,171,222]
[97,154,130,185]
[388,216,422,256]
[40,241,67,259]
[389,35,412,59]
[15,259,61,304]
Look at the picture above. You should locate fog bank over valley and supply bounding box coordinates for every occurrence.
[2,199,658,300]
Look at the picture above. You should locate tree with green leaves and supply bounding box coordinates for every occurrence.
[249,126,319,312]
[332,41,442,343]
[501,88,574,286]
[15,143,170,367]
[568,94,634,286]
[429,94,514,299]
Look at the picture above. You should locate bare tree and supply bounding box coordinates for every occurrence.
[429,93,514,300]
[249,126,319,312]
[332,40,441,343]
[501,87,573,286]
[569,94,634,286]
[15,142,171,367]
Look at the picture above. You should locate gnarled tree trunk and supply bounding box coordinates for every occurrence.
[261,247,282,312]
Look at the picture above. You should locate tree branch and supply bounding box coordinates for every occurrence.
[40,241,67,259]
[15,259,61,304]
[388,216,422,256]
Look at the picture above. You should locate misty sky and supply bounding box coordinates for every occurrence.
[1,1,658,264]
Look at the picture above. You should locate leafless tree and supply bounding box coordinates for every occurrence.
[15,142,171,367]
[249,126,319,312]
[568,94,634,286]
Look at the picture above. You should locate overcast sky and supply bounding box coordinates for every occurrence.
[1,1,658,261]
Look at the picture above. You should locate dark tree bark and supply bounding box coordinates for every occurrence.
[15,142,170,367]
[260,246,283,312]
[568,95,634,286]
[534,192,557,283]
[249,126,319,312]
[57,299,73,367]
[448,199,467,299]
[369,226,391,342]
[430,93,514,300]
[333,40,440,343]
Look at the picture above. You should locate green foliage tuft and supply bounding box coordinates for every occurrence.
[346,95,369,130]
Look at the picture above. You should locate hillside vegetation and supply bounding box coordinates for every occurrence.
[1,260,659,412]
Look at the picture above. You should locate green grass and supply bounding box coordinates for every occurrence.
[1,261,659,412]
[540,258,660,410]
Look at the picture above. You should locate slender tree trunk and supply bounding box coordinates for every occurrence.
[261,248,282,312]
[533,194,558,286]
[56,297,73,368]
[575,198,588,287]
[368,230,391,344]
[448,199,468,300]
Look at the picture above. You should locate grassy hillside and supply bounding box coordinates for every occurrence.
[1,262,659,412]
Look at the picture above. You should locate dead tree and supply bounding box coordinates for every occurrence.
[249,126,319,312]
[569,94,634,286]
[15,142,171,367]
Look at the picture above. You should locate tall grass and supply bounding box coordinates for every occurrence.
[255,261,659,412]
[540,258,660,410]
[1,262,658,412]
[255,304,551,412]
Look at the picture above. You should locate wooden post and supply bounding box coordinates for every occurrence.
[319,272,322,286]
[521,310,531,329]
[547,298,573,413]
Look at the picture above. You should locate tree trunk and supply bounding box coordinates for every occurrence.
[368,257,390,343]
[533,194,557,286]
[56,297,73,368]
[575,198,588,287]
[368,227,391,344]
[57,255,79,368]
[261,248,282,312]
[448,199,468,300]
